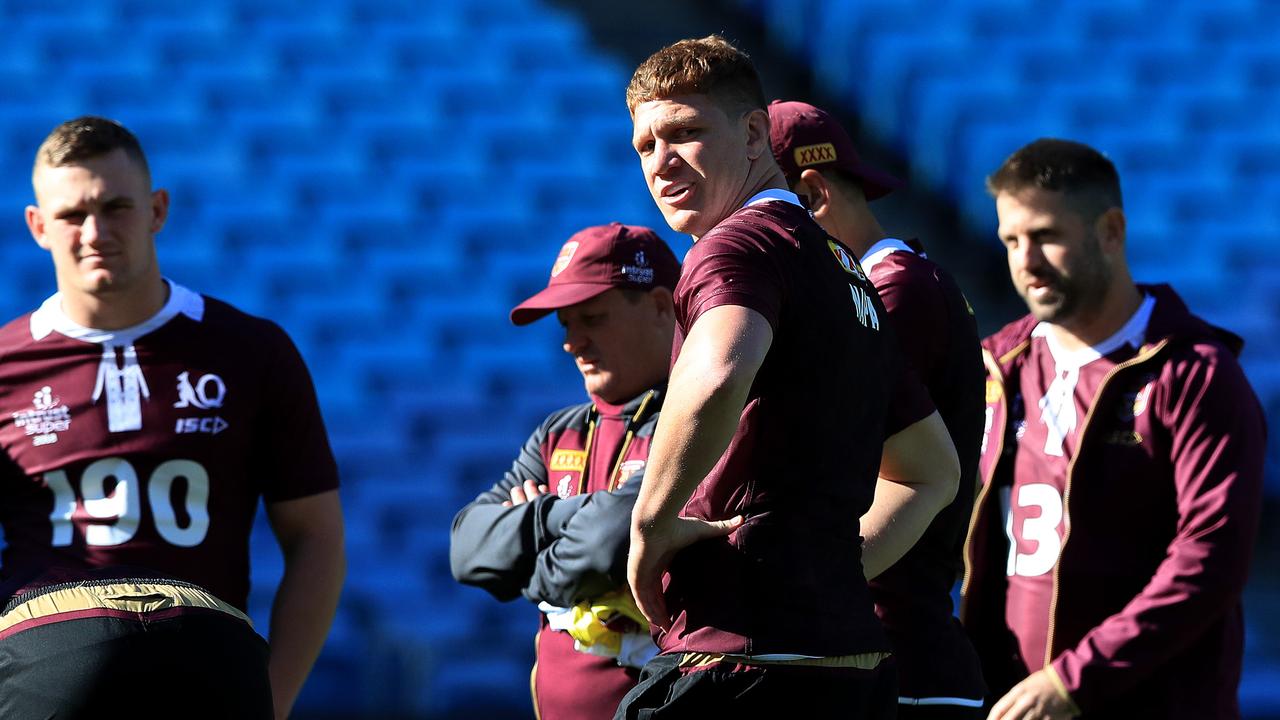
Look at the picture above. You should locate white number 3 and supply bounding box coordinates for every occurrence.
[1001,483,1063,577]
[44,458,211,548]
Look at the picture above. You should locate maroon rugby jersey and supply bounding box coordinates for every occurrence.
[1004,296,1155,671]
[0,281,339,610]
[661,191,933,657]
[862,239,986,704]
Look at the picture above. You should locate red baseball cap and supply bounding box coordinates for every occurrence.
[510,223,680,326]
[768,99,902,200]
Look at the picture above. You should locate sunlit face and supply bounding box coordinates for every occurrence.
[996,187,1112,327]
[26,148,168,300]
[557,288,672,404]
[632,94,757,239]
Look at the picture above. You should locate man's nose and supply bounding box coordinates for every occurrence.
[563,327,588,354]
[79,213,102,245]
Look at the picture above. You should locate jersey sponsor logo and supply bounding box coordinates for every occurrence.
[175,417,230,435]
[794,142,837,168]
[549,449,586,472]
[827,239,867,282]
[848,283,881,331]
[621,250,655,285]
[551,241,580,278]
[92,344,150,433]
[556,474,574,498]
[985,379,1003,404]
[617,459,645,487]
[174,371,227,409]
[11,386,72,447]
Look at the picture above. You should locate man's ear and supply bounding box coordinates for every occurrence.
[744,108,770,161]
[649,287,676,322]
[797,169,834,218]
[25,205,50,250]
[150,188,170,234]
[1096,207,1126,254]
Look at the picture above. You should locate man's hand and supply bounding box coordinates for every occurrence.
[988,669,1079,720]
[627,514,741,631]
[504,480,549,506]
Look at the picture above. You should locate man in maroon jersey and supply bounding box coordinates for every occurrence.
[768,99,987,718]
[0,116,345,719]
[618,35,961,718]
[451,223,680,720]
[962,138,1265,719]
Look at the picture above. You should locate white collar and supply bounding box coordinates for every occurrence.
[743,189,804,208]
[860,237,918,273]
[30,279,205,346]
[1032,294,1156,370]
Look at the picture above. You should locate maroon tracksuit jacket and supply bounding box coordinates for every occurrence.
[961,284,1265,718]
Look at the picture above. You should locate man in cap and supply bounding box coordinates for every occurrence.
[768,99,987,718]
[451,223,680,720]
[619,35,960,718]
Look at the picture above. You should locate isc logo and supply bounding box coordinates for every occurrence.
[175,417,229,435]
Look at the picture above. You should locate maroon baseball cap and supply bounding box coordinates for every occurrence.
[510,222,681,326]
[768,99,903,200]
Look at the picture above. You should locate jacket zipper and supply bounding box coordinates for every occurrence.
[960,348,1009,603]
[1043,339,1169,666]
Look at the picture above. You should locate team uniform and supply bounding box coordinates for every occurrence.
[0,566,273,719]
[615,191,934,719]
[861,238,987,716]
[451,388,663,720]
[962,284,1265,718]
[0,280,340,611]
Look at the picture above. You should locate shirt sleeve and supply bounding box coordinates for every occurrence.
[676,228,786,334]
[1050,343,1266,712]
[448,415,593,603]
[256,324,341,502]
[522,477,642,607]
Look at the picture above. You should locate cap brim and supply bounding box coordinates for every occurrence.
[850,162,904,201]
[510,283,614,326]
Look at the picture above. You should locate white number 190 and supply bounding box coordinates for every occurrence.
[44,458,211,548]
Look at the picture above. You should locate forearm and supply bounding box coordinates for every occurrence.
[268,536,345,719]
[631,368,747,531]
[860,411,958,579]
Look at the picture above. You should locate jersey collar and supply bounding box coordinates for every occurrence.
[860,237,917,273]
[30,279,205,346]
[1032,293,1156,370]
[743,188,804,208]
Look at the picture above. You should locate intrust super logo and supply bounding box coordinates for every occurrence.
[794,142,837,167]
[11,385,71,447]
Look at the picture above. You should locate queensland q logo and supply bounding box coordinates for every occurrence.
[173,371,227,410]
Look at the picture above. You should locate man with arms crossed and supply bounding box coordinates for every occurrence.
[619,36,960,718]
[451,223,679,720]
[769,99,987,718]
[0,116,345,719]
[962,138,1265,719]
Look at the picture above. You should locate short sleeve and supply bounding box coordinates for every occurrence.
[255,325,340,502]
[675,228,786,334]
[884,343,936,437]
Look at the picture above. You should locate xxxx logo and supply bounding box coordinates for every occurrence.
[794,142,838,167]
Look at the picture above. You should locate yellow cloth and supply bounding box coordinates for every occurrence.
[564,590,647,654]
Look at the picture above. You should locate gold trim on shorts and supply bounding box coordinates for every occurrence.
[678,651,891,670]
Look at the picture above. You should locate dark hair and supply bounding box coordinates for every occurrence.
[34,116,150,177]
[986,138,1122,219]
[626,35,766,117]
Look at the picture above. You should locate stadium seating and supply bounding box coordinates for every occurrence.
[1,0,1275,716]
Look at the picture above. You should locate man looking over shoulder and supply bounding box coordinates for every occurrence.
[769,99,987,718]
[618,36,960,718]
[451,223,679,720]
[963,138,1265,720]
